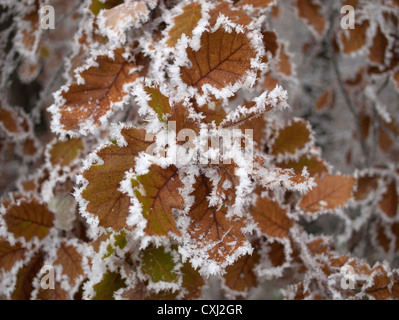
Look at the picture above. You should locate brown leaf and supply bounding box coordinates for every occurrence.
[378,180,398,218]
[48,138,83,167]
[369,26,388,65]
[299,174,355,213]
[56,48,145,133]
[271,119,311,156]
[277,155,328,177]
[295,0,326,36]
[181,262,204,299]
[209,2,252,26]
[251,196,293,238]
[354,174,379,201]
[100,1,149,38]
[187,174,249,263]
[36,282,69,300]
[54,242,84,287]
[132,165,184,236]
[277,43,292,76]
[3,198,54,242]
[167,2,202,47]
[315,88,335,111]
[180,27,258,92]
[223,249,260,293]
[0,237,27,272]
[338,21,369,54]
[81,127,151,232]
[239,0,275,8]
[12,253,44,300]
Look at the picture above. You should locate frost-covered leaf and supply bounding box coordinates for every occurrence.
[12,253,43,300]
[53,241,84,287]
[180,27,259,93]
[92,269,126,300]
[271,119,311,156]
[378,180,398,218]
[338,21,369,54]
[209,2,252,26]
[277,155,327,177]
[223,249,260,295]
[185,174,251,268]
[80,127,151,232]
[47,138,83,167]
[1,198,54,242]
[51,48,146,135]
[251,196,293,238]
[99,1,150,40]
[295,0,326,37]
[132,165,184,237]
[0,237,27,273]
[299,174,355,213]
[167,2,202,47]
[139,245,179,283]
[369,26,388,65]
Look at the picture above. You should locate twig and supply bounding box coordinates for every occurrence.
[327,10,369,165]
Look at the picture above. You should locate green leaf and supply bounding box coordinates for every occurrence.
[92,270,126,300]
[140,245,178,283]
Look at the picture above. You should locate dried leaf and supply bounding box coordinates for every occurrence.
[338,21,369,54]
[295,0,326,36]
[3,198,54,242]
[167,2,202,47]
[277,155,328,177]
[378,180,398,218]
[12,253,44,300]
[187,174,249,264]
[55,48,144,133]
[223,249,260,293]
[0,237,27,272]
[271,120,311,156]
[54,242,84,287]
[132,165,184,236]
[251,196,293,238]
[81,127,151,232]
[48,138,83,167]
[369,26,388,65]
[180,28,258,92]
[299,174,355,213]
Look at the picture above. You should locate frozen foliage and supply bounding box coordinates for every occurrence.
[0,0,399,300]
